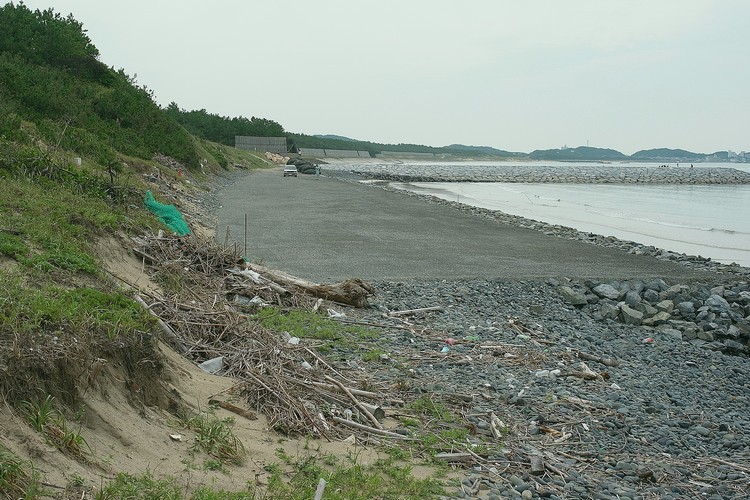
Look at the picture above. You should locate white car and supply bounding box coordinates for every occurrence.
[283,165,298,177]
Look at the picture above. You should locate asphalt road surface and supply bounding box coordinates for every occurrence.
[216,169,708,283]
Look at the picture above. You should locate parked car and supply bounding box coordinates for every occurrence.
[283,165,298,177]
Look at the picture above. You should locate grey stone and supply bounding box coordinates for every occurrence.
[593,284,621,300]
[696,330,715,341]
[655,300,675,313]
[635,302,659,318]
[725,325,741,338]
[705,294,731,312]
[646,278,668,292]
[601,302,620,320]
[677,301,695,316]
[620,304,643,325]
[624,291,642,306]
[693,425,711,437]
[559,286,587,306]
[651,311,672,325]
[643,289,660,303]
[658,327,683,340]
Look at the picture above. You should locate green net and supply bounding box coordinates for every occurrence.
[143,190,191,236]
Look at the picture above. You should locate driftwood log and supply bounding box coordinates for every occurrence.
[249,264,374,308]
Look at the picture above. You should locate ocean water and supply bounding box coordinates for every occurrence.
[390,163,750,267]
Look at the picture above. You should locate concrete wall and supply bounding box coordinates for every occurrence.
[235,136,288,154]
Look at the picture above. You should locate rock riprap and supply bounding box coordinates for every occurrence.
[322,163,750,185]
[558,279,750,355]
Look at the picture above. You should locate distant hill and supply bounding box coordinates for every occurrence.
[445,144,524,157]
[314,134,357,142]
[631,148,704,161]
[529,146,629,161]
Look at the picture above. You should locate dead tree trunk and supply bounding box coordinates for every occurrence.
[248,264,374,308]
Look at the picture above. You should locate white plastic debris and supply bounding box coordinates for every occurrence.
[287,336,300,345]
[327,308,346,319]
[169,434,183,442]
[198,356,224,374]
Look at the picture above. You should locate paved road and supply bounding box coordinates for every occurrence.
[216,169,708,283]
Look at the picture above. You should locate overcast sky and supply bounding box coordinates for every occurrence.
[19,0,750,154]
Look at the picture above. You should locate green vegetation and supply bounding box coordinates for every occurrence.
[0,445,42,499]
[406,395,455,422]
[254,307,374,344]
[265,447,446,499]
[20,395,90,458]
[180,410,245,466]
[165,105,285,147]
[0,274,156,341]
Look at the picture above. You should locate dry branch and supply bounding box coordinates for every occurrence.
[325,375,383,429]
[387,306,444,317]
[134,294,188,354]
[575,351,620,367]
[249,264,374,307]
[330,416,409,439]
[309,381,379,399]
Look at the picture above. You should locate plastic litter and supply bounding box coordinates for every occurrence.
[198,356,223,374]
[143,190,190,236]
[445,338,456,346]
[440,345,450,353]
[327,308,346,319]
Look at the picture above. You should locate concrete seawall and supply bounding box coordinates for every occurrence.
[321,164,750,184]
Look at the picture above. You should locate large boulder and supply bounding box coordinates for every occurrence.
[676,301,696,317]
[593,284,620,300]
[705,294,731,313]
[655,300,674,313]
[620,304,644,326]
[600,302,620,321]
[642,289,660,303]
[559,286,588,306]
[624,291,642,306]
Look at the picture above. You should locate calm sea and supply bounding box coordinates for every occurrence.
[391,162,750,267]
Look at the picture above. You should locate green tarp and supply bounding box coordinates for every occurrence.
[143,190,191,236]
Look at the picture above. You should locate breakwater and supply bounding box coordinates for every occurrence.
[322,163,750,184]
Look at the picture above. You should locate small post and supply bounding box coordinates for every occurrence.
[244,213,247,260]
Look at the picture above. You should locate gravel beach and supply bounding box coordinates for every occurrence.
[207,167,750,499]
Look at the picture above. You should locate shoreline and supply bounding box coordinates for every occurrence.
[322,169,750,278]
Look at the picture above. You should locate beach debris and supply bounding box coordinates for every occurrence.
[387,305,444,317]
[313,478,327,500]
[198,356,224,374]
[327,308,346,319]
[248,263,374,308]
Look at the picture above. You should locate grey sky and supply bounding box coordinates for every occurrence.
[20,0,750,154]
